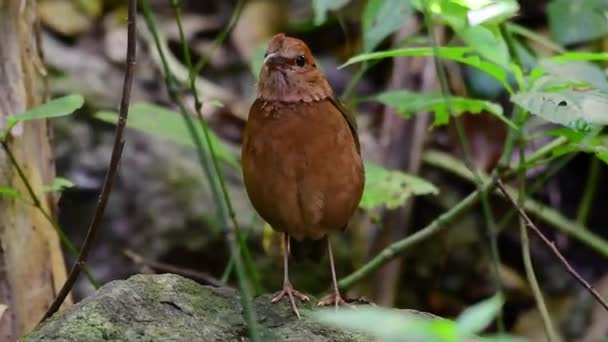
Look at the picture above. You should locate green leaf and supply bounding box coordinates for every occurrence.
[507,23,565,54]
[545,127,588,142]
[0,187,23,200]
[597,151,608,165]
[360,162,438,210]
[454,0,493,8]
[477,335,528,342]
[458,24,511,67]
[370,90,514,128]
[555,133,608,165]
[312,0,349,26]
[1,94,84,138]
[552,51,608,63]
[466,0,519,26]
[341,47,512,93]
[534,60,608,92]
[414,0,516,66]
[43,177,75,193]
[511,88,608,128]
[456,293,505,336]
[548,0,608,45]
[95,102,238,167]
[362,0,413,52]
[315,307,456,342]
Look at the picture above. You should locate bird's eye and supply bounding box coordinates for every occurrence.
[264,51,268,58]
[295,55,306,67]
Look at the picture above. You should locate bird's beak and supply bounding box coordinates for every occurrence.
[264,52,289,69]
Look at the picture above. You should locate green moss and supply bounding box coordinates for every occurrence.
[22,274,369,341]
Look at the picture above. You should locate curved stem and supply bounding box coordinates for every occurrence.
[40,0,137,323]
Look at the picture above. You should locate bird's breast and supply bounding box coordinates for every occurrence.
[242,99,364,240]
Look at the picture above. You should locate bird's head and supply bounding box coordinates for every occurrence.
[257,33,333,103]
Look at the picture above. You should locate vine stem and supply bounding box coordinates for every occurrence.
[39,0,137,323]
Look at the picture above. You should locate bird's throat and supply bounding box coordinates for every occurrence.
[257,69,332,103]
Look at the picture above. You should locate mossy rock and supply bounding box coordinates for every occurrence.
[22,274,370,341]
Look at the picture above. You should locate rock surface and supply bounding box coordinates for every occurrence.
[23,274,370,341]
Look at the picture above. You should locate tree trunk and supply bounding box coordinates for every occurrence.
[0,0,69,339]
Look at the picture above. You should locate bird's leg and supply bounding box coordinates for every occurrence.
[271,233,309,318]
[317,236,352,308]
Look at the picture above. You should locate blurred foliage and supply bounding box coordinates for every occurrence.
[95,103,238,167]
[316,294,523,341]
[312,0,350,25]
[343,46,513,94]
[361,0,414,52]
[370,90,511,127]
[547,0,608,45]
[360,163,438,210]
[0,94,84,140]
[43,177,75,193]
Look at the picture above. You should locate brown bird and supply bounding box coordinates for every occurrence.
[241,33,364,318]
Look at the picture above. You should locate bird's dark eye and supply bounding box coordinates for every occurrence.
[264,51,268,58]
[295,55,306,67]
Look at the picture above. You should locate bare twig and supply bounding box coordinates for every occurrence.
[496,180,608,312]
[123,249,224,287]
[39,0,137,323]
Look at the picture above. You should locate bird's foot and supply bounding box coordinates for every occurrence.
[271,283,310,319]
[317,292,354,309]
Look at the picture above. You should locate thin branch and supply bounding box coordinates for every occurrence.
[123,249,224,287]
[496,154,576,231]
[518,194,558,342]
[39,0,137,322]
[0,141,98,287]
[496,180,608,312]
[516,128,557,341]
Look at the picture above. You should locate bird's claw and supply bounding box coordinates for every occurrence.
[271,283,309,319]
[317,293,354,309]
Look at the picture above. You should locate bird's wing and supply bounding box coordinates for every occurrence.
[327,96,360,154]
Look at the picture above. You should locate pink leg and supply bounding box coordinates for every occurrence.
[271,233,309,318]
[317,236,351,308]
